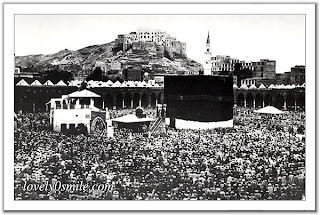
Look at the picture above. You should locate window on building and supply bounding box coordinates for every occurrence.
[55,101,61,109]
[60,124,67,133]
[69,124,75,130]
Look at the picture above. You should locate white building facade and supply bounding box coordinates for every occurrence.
[49,90,111,135]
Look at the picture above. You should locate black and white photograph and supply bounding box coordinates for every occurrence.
[3,3,316,212]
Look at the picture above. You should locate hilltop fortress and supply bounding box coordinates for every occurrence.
[115,28,187,59]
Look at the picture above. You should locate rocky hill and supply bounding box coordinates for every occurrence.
[15,40,203,75]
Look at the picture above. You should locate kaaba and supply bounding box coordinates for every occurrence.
[164,75,233,129]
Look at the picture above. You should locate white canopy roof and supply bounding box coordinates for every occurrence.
[249,84,256,89]
[68,80,81,87]
[127,81,135,87]
[100,82,110,87]
[55,80,67,86]
[30,80,42,86]
[43,80,54,86]
[16,79,29,86]
[254,106,284,114]
[136,82,144,87]
[240,84,248,89]
[88,81,100,88]
[145,82,152,87]
[268,84,275,89]
[68,89,100,98]
[258,84,266,89]
[120,81,128,87]
[106,80,113,86]
[112,81,121,87]
[112,114,154,123]
[233,84,238,89]
[142,81,147,86]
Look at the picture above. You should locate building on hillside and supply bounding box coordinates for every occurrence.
[93,61,122,76]
[109,61,121,73]
[123,65,143,81]
[290,65,305,85]
[115,28,187,58]
[252,59,276,79]
[94,61,109,75]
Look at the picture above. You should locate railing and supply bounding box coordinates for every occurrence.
[149,117,159,130]
[149,117,163,135]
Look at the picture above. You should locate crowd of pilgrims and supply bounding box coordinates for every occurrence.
[14,107,305,200]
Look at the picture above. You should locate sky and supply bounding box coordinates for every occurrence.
[15,15,305,73]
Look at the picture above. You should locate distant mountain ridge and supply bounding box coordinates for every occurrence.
[15,39,203,75]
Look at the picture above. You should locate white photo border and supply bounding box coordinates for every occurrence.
[3,3,316,211]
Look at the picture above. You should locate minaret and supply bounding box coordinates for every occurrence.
[206,31,211,53]
[203,31,212,75]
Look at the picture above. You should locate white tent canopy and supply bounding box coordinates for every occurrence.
[233,84,238,89]
[68,89,101,98]
[136,82,144,87]
[142,81,147,86]
[88,81,100,88]
[16,79,29,86]
[254,106,284,114]
[127,81,135,87]
[258,84,266,89]
[68,80,81,87]
[31,80,42,86]
[112,81,121,87]
[268,84,275,89]
[240,84,248,89]
[106,80,113,86]
[100,82,110,87]
[43,80,54,86]
[249,84,256,89]
[120,81,128,87]
[55,80,67,86]
[112,114,154,123]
